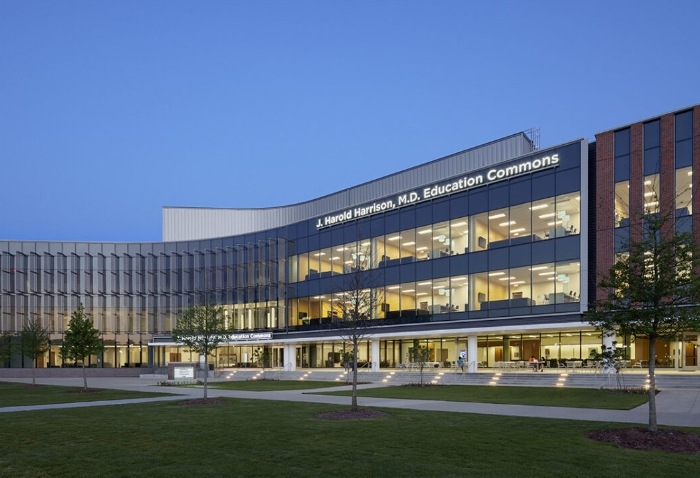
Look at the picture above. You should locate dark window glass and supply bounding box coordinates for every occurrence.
[510,177,531,204]
[676,139,693,168]
[676,216,692,235]
[400,263,416,283]
[415,259,433,281]
[319,230,332,249]
[644,120,660,149]
[552,143,581,171]
[488,249,508,270]
[644,148,660,175]
[432,198,450,223]
[370,216,384,237]
[307,234,319,252]
[488,184,509,210]
[531,240,555,264]
[676,110,693,141]
[614,128,630,157]
[385,211,400,233]
[384,265,400,284]
[614,154,630,182]
[432,257,450,277]
[307,219,318,236]
[554,236,580,261]
[555,168,580,195]
[297,237,309,254]
[614,227,629,253]
[468,250,488,273]
[450,194,469,219]
[400,208,416,230]
[415,203,432,228]
[343,222,359,242]
[532,172,555,201]
[449,254,468,276]
[509,244,531,268]
[331,226,344,246]
[469,190,488,215]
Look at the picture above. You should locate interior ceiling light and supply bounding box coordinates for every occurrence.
[488,213,506,219]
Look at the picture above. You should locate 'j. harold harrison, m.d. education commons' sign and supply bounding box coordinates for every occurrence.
[315,153,560,229]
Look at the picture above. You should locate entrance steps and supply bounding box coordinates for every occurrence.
[214,368,700,390]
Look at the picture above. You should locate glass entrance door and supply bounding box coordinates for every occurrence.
[683,334,698,369]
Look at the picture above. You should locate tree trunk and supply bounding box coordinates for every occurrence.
[203,355,209,400]
[81,362,88,391]
[351,339,358,412]
[647,337,658,431]
[32,362,36,386]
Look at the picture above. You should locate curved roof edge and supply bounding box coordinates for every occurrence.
[163,132,536,241]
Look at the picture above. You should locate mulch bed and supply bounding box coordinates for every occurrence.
[587,427,700,453]
[315,409,390,420]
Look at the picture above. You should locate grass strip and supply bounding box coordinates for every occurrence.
[0,398,695,477]
[0,381,172,407]
[316,384,649,409]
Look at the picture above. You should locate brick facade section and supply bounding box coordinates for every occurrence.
[593,105,700,302]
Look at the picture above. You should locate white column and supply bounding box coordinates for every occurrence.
[284,344,296,371]
[467,335,478,373]
[371,339,380,372]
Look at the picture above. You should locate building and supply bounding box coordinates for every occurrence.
[1,104,698,371]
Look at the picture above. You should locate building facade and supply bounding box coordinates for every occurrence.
[1,104,699,371]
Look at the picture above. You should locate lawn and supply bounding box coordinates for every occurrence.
[0,397,696,477]
[0,381,172,407]
[317,384,650,410]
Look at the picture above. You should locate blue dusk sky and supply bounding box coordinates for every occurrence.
[1,1,699,243]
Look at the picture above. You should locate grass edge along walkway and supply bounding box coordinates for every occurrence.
[0,380,174,408]
[313,383,650,410]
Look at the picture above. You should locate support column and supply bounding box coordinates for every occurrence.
[371,339,380,372]
[467,335,478,373]
[284,344,296,371]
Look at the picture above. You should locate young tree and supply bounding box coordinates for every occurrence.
[21,317,50,385]
[0,332,14,367]
[410,339,431,386]
[172,304,229,399]
[585,211,700,431]
[61,304,104,392]
[331,250,381,412]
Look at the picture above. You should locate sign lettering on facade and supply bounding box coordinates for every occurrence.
[316,153,560,229]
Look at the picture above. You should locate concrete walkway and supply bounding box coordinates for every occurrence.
[2,376,700,428]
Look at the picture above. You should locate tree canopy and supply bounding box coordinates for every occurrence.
[21,317,50,385]
[585,212,700,430]
[61,304,104,391]
[172,304,229,399]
